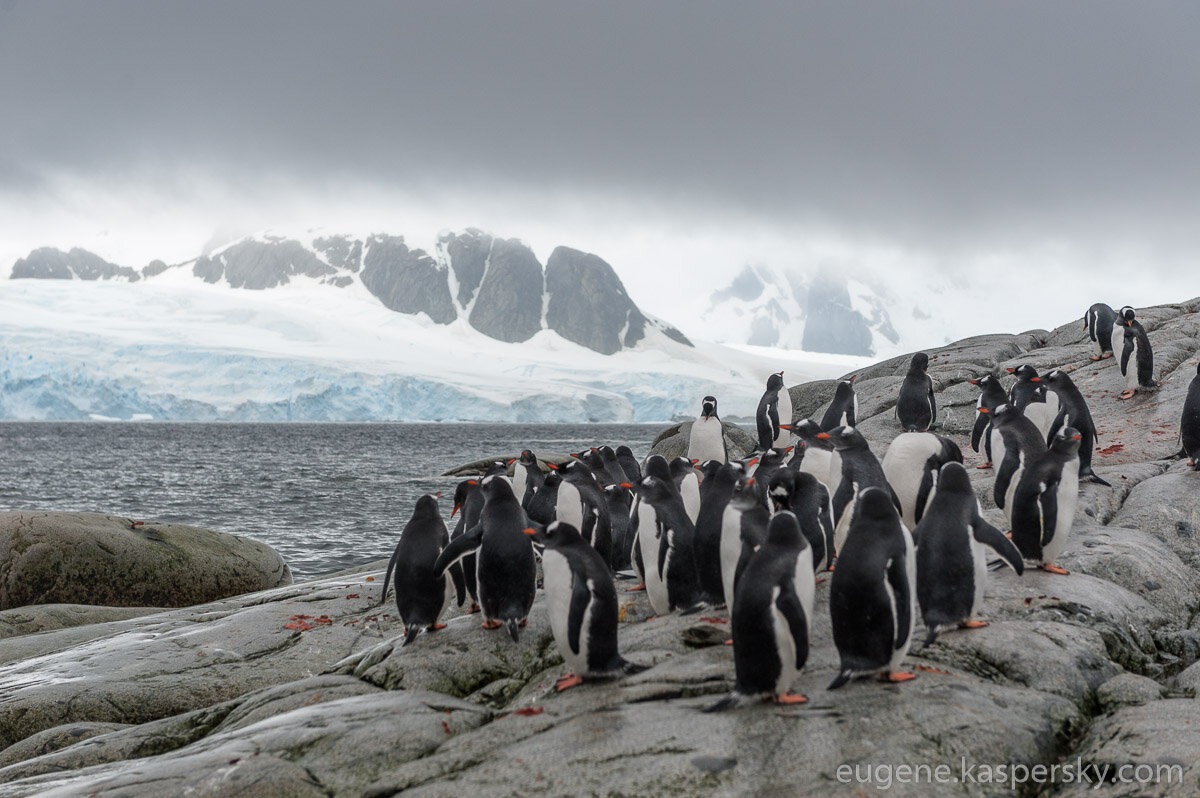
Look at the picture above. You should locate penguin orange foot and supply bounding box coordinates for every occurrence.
[773,691,807,705]
[626,583,646,592]
[1118,389,1136,400]
[1039,563,1070,575]
[468,603,481,614]
[481,619,504,630]
[881,671,916,683]
[555,673,584,692]
[426,622,448,632]
[959,620,988,629]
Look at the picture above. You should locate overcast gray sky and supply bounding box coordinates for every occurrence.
[2,1,1198,334]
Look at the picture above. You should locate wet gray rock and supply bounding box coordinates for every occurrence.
[1096,673,1166,711]
[647,420,757,462]
[0,603,164,640]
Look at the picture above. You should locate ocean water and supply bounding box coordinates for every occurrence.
[0,422,661,580]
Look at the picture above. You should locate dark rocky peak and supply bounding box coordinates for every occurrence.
[192,238,342,289]
[312,236,363,275]
[438,229,493,307]
[360,234,456,324]
[467,237,544,343]
[12,247,140,282]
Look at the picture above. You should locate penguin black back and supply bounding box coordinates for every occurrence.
[1042,369,1108,485]
[1084,303,1117,359]
[755,372,788,451]
[820,377,858,431]
[895,353,936,432]
[1181,363,1200,469]
[693,462,741,605]
[388,493,452,645]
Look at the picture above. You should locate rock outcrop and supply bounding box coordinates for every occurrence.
[11,248,140,282]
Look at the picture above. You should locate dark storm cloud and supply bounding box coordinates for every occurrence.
[3,0,1200,249]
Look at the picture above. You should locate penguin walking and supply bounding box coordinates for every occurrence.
[524,521,647,691]
[986,403,1048,519]
[631,470,705,614]
[895,352,936,432]
[881,432,963,531]
[968,375,1007,468]
[1084,302,1117,360]
[693,462,743,606]
[1007,365,1060,442]
[1180,363,1200,469]
[1009,426,1082,575]
[819,376,858,431]
[382,493,462,645]
[915,462,1024,647]
[1042,369,1109,485]
[706,511,815,710]
[818,426,901,553]
[687,396,729,466]
[433,475,537,641]
[767,467,835,572]
[1117,307,1157,400]
[755,371,793,451]
[828,487,917,689]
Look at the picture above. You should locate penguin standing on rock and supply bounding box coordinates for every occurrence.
[446,479,484,613]
[968,375,1007,467]
[896,353,936,432]
[1084,303,1117,360]
[819,426,901,553]
[693,462,742,606]
[1179,363,1200,470]
[1042,369,1109,486]
[792,419,841,496]
[382,493,463,645]
[820,376,858,431]
[630,471,705,614]
[688,396,728,466]
[524,521,647,692]
[1009,426,1082,575]
[756,371,793,451]
[719,474,770,612]
[915,463,1024,647]
[510,450,544,509]
[706,511,814,710]
[1117,307,1157,400]
[986,403,1048,518]
[828,487,916,689]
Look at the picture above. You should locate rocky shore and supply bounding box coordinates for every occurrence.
[2,300,1200,796]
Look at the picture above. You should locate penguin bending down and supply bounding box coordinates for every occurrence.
[687,396,729,466]
[1117,307,1157,400]
[881,432,963,530]
[828,487,917,689]
[433,476,537,641]
[986,404,1048,519]
[1010,426,1082,575]
[383,493,464,645]
[968,375,1007,467]
[819,376,858,431]
[767,467,835,572]
[1180,363,1200,469]
[525,522,647,692]
[755,371,793,451]
[915,463,1024,648]
[1042,369,1109,485]
[706,511,815,710]
[1084,302,1117,360]
[895,352,936,432]
[818,426,901,554]
[1007,365,1059,442]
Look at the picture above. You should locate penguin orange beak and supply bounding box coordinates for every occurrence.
[1007,368,1015,374]
[619,482,634,489]
[784,445,795,453]
[1072,434,1082,440]
[849,374,856,382]
[434,492,441,499]
[746,478,756,486]
[1030,377,1041,382]
[523,528,537,536]
[968,379,980,385]
[451,503,461,517]
[547,463,559,470]
[978,408,990,414]
[779,424,791,430]
[507,458,516,465]
[691,458,699,464]
[467,479,478,485]
[746,457,759,467]
[816,432,831,439]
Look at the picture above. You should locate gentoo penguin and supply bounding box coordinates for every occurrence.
[895,352,936,432]
[706,511,814,710]
[755,371,793,451]
[433,475,537,641]
[1042,369,1109,485]
[792,418,841,496]
[915,462,1024,647]
[687,396,729,466]
[986,403,1048,518]
[1010,426,1082,575]
[524,521,647,691]
[767,467,835,572]
[719,474,770,611]
[1180,363,1200,469]
[828,487,917,689]
[615,445,643,484]
[1084,302,1117,360]
[693,462,743,605]
[881,432,963,530]
[382,493,459,645]
[632,471,704,613]
[557,460,613,568]
[818,426,901,553]
[750,447,790,509]
[524,468,561,527]
[1007,364,1060,442]
[603,483,634,571]
[595,445,630,488]
[627,455,672,599]
[968,374,1008,467]
[819,376,858,431]
[670,456,702,523]
[447,479,483,612]
[1117,307,1157,400]
[510,450,544,509]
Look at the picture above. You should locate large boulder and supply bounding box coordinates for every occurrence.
[0,512,291,611]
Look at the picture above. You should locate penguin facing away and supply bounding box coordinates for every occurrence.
[915,462,1024,648]
[1084,302,1117,360]
[524,521,647,691]
[818,425,901,553]
[1009,426,1082,575]
[828,487,917,689]
[706,511,815,710]
[383,493,462,645]
[968,374,1008,467]
[692,461,743,606]
[986,403,1048,519]
[820,376,858,431]
[433,475,537,641]
[1180,363,1200,470]
[1117,307,1157,400]
[881,432,964,531]
[687,395,729,466]
[1041,369,1109,486]
[446,479,483,613]
[895,352,936,432]
[755,371,792,451]
[632,471,705,614]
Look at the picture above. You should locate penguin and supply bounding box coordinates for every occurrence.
[895,352,936,432]
[687,395,728,466]
[524,468,561,527]
[755,371,793,451]
[968,374,1007,467]
[1180,363,1200,470]
[381,493,462,645]
[914,462,1024,647]
[1084,302,1117,361]
[446,479,483,613]
[632,471,705,613]
[881,432,964,531]
[510,450,544,509]
[670,455,702,523]
[1006,365,1060,442]
[986,403,1048,517]
[817,426,901,553]
[828,487,917,689]
[719,474,770,612]
[791,418,841,497]
[615,445,643,484]
[819,376,858,431]
[557,460,613,567]
[706,511,815,710]
[692,461,742,606]
[595,445,630,488]
[524,521,647,691]
[749,447,790,509]
[767,467,835,572]
[433,475,537,641]
[603,483,635,571]
[626,455,672,601]
[1117,307,1157,399]
[1009,426,1082,575]
[1042,368,1109,485]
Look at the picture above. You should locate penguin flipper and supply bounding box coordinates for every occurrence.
[449,562,467,607]
[994,450,1021,509]
[1046,409,1067,443]
[885,556,912,651]
[657,524,670,580]
[732,539,755,598]
[379,543,402,607]
[827,670,853,691]
[776,581,810,668]
[704,692,747,712]
[927,382,937,427]
[1037,480,1059,550]
[971,412,988,453]
[972,520,1025,575]
[1120,334,1134,376]
[567,568,591,656]
[433,524,484,575]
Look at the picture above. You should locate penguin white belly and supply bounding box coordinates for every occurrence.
[990,430,1007,477]
[687,418,726,465]
[770,588,798,693]
[832,483,860,553]
[512,468,528,505]
[1042,460,1080,564]
[1001,454,1027,525]
[556,481,585,531]
[541,550,590,674]
[1125,338,1141,389]
[799,448,833,489]
[637,505,670,615]
[719,506,742,611]
[882,434,938,530]
[773,391,794,448]
[968,525,989,619]
[827,451,844,498]
[680,473,701,524]
[888,529,917,673]
[1023,403,1054,441]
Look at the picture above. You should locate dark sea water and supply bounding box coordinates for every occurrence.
[0,422,660,580]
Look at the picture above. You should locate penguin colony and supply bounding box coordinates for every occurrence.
[378,301,1190,709]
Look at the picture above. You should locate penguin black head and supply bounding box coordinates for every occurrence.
[729,475,759,511]
[766,372,785,391]
[697,459,724,482]
[765,510,806,549]
[644,454,671,482]
[517,450,538,467]
[767,468,798,512]
[937,461,974,495]
[856,486,900,523]
[480,474,516,501]
[524,520,584,549]
[1007,364,1040,382]
[700,396,718,418]
[1050,425,1083,455]
[412,493,442,518]
[910,353,929,373]
[816,426,867,451]
[1119,306,1136,325]
[485,461,510,478]
[1041,369,1071,389]
[451,478,480,517]
[969,374,1001,389]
